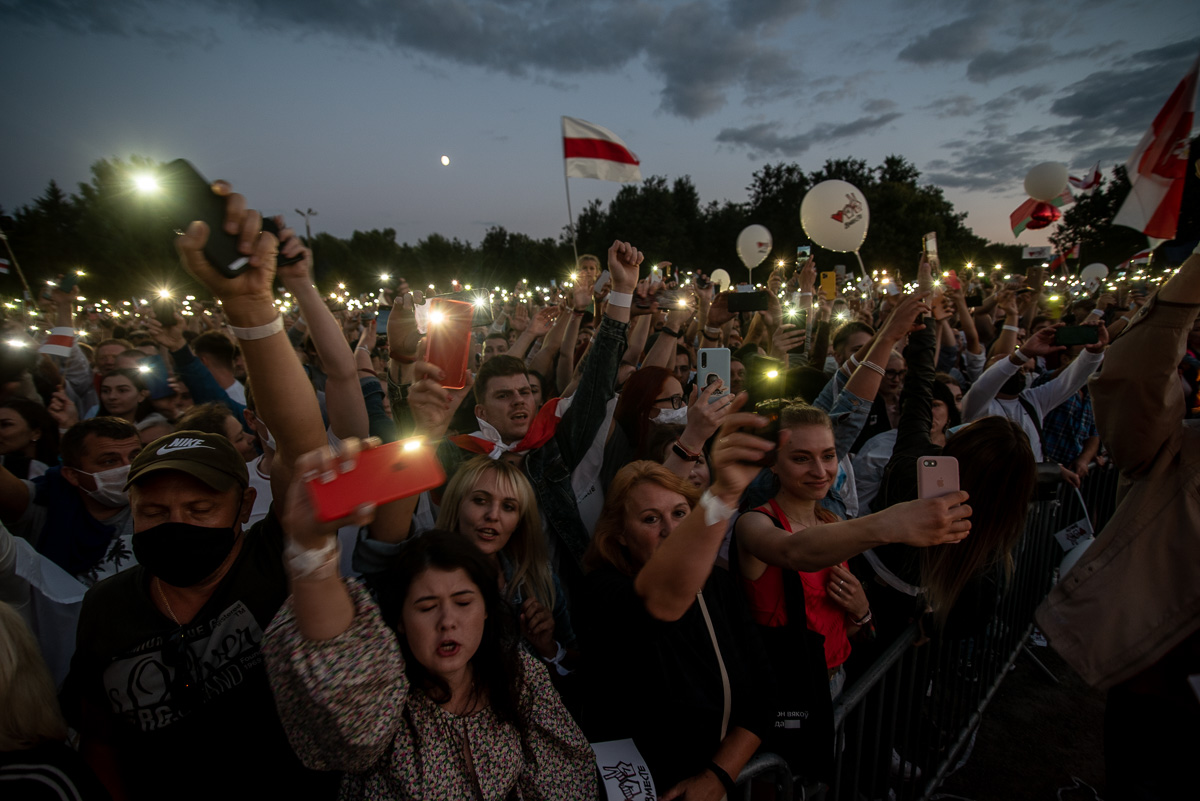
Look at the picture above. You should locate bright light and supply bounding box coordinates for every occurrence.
[133,174,159,193]
[403,437,423,451]
[1004,275,1012,280]
[338,283,345,290]
[157,289,171,299]
[776,260,786,267]
[429,310,445,325]
[994,264,1002,270]
[474,297,487,308]
[677,298,687,308]
[836,311,849,321]
[766,370,779,379]
[380,273,390,282]
[137,364,151,373]
[1049,295,1060,301]
[965,262,973,270]
[75,269,86,277]
[6,338,27,348]
[570,273,577,282]
[440,155,450,166]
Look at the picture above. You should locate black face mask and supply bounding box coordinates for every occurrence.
[999,371,1029,396]
[133,521,238,587]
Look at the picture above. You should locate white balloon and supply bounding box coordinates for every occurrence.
[710,269,731,293]
[1080,262,1108,294]
[800,180,870,253]
[736,224,773,270]
[1024,162,1069,202]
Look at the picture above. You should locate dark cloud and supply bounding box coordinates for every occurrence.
[923,95,978,118]
[0,0,804,121]
[897,13,994,65]
[965,44,1046,83]
[716,112,903,157]
[862,98,898,113]
[924,37,1200,192]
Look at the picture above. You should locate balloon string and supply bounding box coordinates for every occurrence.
[853,251,867,281]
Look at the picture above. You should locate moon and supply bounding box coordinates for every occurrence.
[440,155,450,166]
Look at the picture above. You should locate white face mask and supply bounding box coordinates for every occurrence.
[254,415,277,451]
[76,464,131,508]
[652,405,689,426]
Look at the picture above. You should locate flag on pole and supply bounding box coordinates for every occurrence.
[1067,243,1081,259]
[562,117,642,183]
[1117,249,1153,271]
[1049,252,1068,271]
[1010,187,1074,236]
[0,258,9,275]
[1068,163,1102,191]
[1113,55,1199,240]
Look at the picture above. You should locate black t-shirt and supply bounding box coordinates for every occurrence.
[0,741,112,801]
[64,511,339,800]
[574,563,773,790]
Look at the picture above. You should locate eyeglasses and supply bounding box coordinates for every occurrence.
[654,394,685,409]
[884,369,907,380]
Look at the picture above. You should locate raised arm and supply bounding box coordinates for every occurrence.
[1091,250,1200,472]
[176,184,326,500]
[635,399,769,621]
[275,239,368,441]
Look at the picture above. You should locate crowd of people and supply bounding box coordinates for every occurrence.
[0,181,1196,801]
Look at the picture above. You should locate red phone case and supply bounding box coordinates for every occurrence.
[305,441,447,523]
[425,298,474,389]
[944,270,962,291]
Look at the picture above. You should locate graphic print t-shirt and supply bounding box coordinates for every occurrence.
[66,512,339,800]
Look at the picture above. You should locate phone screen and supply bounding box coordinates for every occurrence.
[923,232,938,260]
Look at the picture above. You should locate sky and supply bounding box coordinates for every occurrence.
[1,0,1197,257]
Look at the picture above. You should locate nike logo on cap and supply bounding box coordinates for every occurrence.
[157,437,216,455]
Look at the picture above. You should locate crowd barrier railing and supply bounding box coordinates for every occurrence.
[733,463,1120,801]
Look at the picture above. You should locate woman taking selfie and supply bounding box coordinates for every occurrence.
[264,442,596,800]
[577,399,775,800]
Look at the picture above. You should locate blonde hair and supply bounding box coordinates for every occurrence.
[0,602,67,750]
[585,461,701,577]
[436,456,555,612]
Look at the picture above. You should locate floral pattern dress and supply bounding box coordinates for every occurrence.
[262,579,598,800]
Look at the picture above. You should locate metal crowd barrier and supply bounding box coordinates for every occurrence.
[734,463,1121,801]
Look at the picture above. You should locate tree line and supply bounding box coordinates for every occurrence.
[3,148,1194,300]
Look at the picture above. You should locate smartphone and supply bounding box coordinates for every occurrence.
[726,288,769,312]
[695,272,710,290]
[796,245,811,267]
[943,270,962,291]
[697,348,731,404]
[139,354,175,400]
[306,439,447,523]
[922,232,938,261]
[259,216,304,267]
[160,159,251,278]
[917,456,959,500]
[965,293,983,308]
[376,306,391,329]
[441,291,495,327]
[1054,325,1100,346]
[425,298,474,389]
[58,273,78,293]
[152,296,176,325]
[594,270,611,294]
[746,356,785,467]
[359,310,375,325]
[819,270,837,300]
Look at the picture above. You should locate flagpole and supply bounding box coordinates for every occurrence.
[563,169,580,270]
[0,227,35,316]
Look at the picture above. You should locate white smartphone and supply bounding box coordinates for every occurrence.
[594,270,611,293]
[917,456,959,499]
[697,348,731,404]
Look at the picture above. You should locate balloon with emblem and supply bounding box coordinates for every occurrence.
[800,180,870,253]
[736,225,773,270]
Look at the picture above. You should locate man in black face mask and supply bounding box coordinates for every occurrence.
[64,430,339,800]
[62,187,339,800]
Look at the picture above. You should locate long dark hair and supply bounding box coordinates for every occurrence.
[613,366,673,459]
[0,398,59,467]
[924,416,1036,626]
[98,368,154,422]
[365,530,526,728]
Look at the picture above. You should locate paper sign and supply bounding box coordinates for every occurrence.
[1022,246,1052,260]
[592,739,658,801]
[1053,517,1094,551]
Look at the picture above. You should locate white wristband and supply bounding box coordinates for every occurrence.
[1088,308,1104,318]
[1002,324,1020,333]
[607,291,633,308]
[860,359,886,377]
[703,325,721,339]
[699,489,736,527]
[228,313,284,341]
[284,538,339,581]
[1012,350,1032,364]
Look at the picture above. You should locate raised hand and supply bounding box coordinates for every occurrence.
[145,311,187,351]
[47,387,78,431]
[283,438,380,550]
[878,292,932,344]
[708,394,773,506]
[388,291,423,363]
[886,491,973,547]
[1083,321,1109,354]
[408,361,475,439]
[682,380,733,447]
[1018,324,1066,358]
[770,323,805,359]
[607,240,643,293]
[529,306,559,337]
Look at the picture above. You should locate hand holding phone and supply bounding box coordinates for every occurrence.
[917,456,959,499]
[303,438,447,524]
[425,298,474,389]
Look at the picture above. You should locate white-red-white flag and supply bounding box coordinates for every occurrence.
[1068,163,1102,191]
[562,117,642,183]
[1113,55,1199,240]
